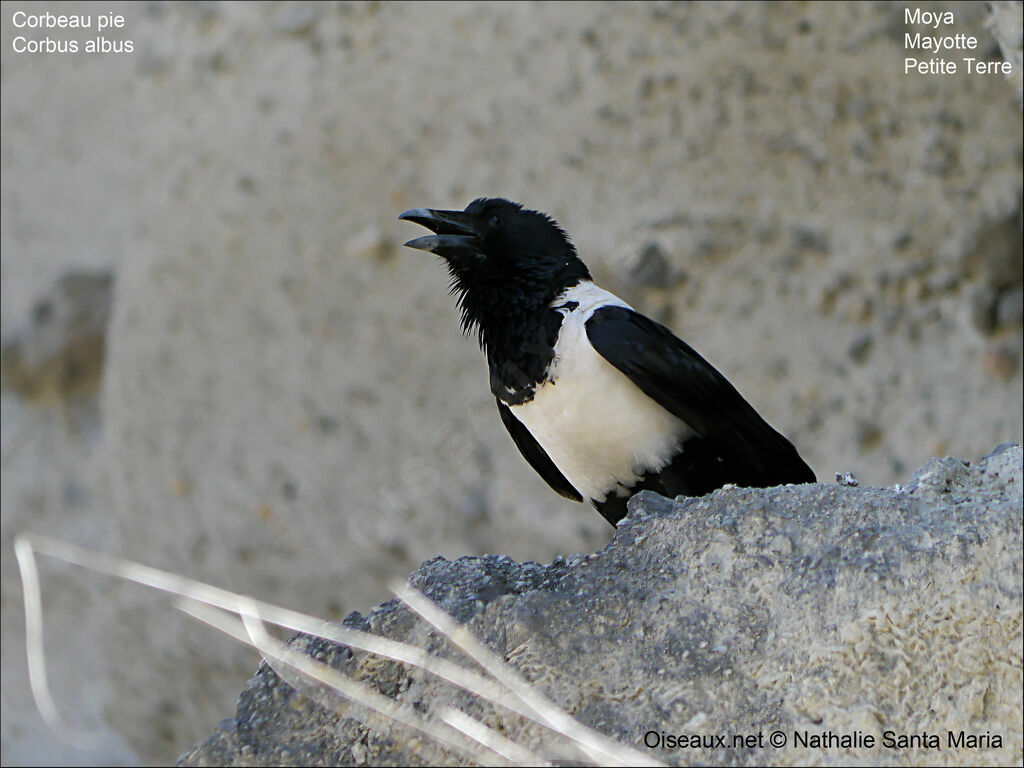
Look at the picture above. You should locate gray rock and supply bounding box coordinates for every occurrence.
[846,333,873,364]
[969,284,999,335]
[273,4,320,37]
[180,445,1023,766]
[0,270,113,414]
[629,241,672,287]
[997,286,1024,328]
[834,471,859,487]
[988,1,1023,108]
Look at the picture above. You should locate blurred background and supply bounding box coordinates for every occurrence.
[2,1,1021,764]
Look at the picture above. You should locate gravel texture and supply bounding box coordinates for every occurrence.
[179,443,1023,767]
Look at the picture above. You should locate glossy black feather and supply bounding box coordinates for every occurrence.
[401,198,816,529]
[585,306,816,490]
[497,399,583,502]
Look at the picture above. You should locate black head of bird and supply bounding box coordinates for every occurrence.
[400,198,815,526]
[400,199,589,335]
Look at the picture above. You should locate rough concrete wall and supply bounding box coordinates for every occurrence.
[179,444,1023,767]
[2,2,1022,765]
[989,1,1024,106]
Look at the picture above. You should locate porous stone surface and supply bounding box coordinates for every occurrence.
[179,444,1023,767]
[2,3,1021,764]
[988,1,1024,108]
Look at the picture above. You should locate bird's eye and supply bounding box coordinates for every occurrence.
[488,215,501,230]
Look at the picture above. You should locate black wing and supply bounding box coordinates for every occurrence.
[496,399,583,502]
[586,306,815,489]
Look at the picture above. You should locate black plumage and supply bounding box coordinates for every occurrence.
[400,198,815,526]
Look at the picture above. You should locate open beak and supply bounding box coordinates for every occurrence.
[398,208,484,260]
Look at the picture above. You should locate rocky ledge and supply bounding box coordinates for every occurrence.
[180,444,1022,767]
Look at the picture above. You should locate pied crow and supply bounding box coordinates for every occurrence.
[399,198,815,526]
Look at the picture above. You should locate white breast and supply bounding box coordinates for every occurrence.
[509,281,692,502]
